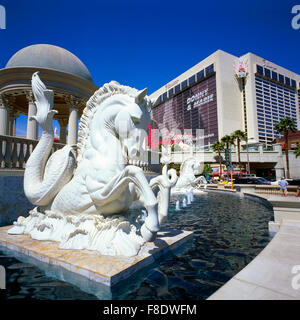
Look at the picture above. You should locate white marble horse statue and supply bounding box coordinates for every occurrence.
[172,158,206,193]
[8,72,177,257]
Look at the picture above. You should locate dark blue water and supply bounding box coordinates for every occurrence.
[0,191,273,300]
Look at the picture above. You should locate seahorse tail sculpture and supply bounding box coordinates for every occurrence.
[23,72,76,206]
[150,165,177,224]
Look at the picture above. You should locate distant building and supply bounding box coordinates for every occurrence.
[275,130,300,151]
[150,50,300,147]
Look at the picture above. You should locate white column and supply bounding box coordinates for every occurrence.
[5,96,18,136]
[26,91,38,140]
[67,97,80,145]
[0,95,8,136]
[8,109,20,136]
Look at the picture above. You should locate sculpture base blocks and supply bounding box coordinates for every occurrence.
[0,226,192,287]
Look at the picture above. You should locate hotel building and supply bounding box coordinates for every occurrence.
[149,50,300,147]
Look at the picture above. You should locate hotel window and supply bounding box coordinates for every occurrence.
[197,70,204,81]
[291,79,296,88]
[272,71,278,81]
[257,65,263,75]
[168,88,174,97]
[264,68,271,78]
[175,84,180,93]
[285,77,291,86]
[279,74,284,83]
[205,64,214,76]
[181,80,187,89]
[162,92,167,100]
[189,75,195,85]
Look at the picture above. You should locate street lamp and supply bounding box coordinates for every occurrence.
[246,137,255,175]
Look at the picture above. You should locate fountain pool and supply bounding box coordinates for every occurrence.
[0,191,273,300]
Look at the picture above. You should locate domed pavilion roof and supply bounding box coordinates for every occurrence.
[5,44,93,82]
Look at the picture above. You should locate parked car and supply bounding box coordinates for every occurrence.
[271,178,300,186]
[234,177,271,185]
[262,176,277,182]
[288,179,300,186]
[255,177,272,185]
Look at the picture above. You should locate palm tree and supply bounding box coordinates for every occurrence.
[211,141,225,179]
[221,135,235,149]
[274,118,297,178]
[221,135,235,180]
[231,130,246,175]
[202,164,213,181]
[294,146,300,158]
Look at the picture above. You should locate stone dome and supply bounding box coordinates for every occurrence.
[5,44,93,82]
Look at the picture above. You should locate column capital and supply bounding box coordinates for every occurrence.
[58,117,68,128]
[26,90,35,104]
[0,94,6,107]
[66,95,82,108]
[3,94,16,108]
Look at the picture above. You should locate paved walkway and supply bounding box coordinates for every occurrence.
[208,220,300,299]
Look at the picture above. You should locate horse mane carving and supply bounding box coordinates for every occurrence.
[77,81,152,163]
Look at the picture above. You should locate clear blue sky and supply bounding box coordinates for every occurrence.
[0,0,299,135]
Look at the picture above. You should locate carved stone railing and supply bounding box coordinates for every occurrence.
[0,135,65,170]
[254,185,298,196]
[0,135,161,174]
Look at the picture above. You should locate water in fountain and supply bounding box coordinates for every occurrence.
[187,193,191,205]
[175,200,180,211]
[182,198,187,207]
[190,190,194,202]
[0,192,273,300]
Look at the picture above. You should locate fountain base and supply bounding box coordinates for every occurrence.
[0,225,192,287]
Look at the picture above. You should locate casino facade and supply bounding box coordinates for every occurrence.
[149,50,300,148]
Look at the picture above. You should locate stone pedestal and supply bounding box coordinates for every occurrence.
[0,226,192,292]
[268,196,300,224]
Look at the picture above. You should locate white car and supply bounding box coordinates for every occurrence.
[271,179,293,186]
